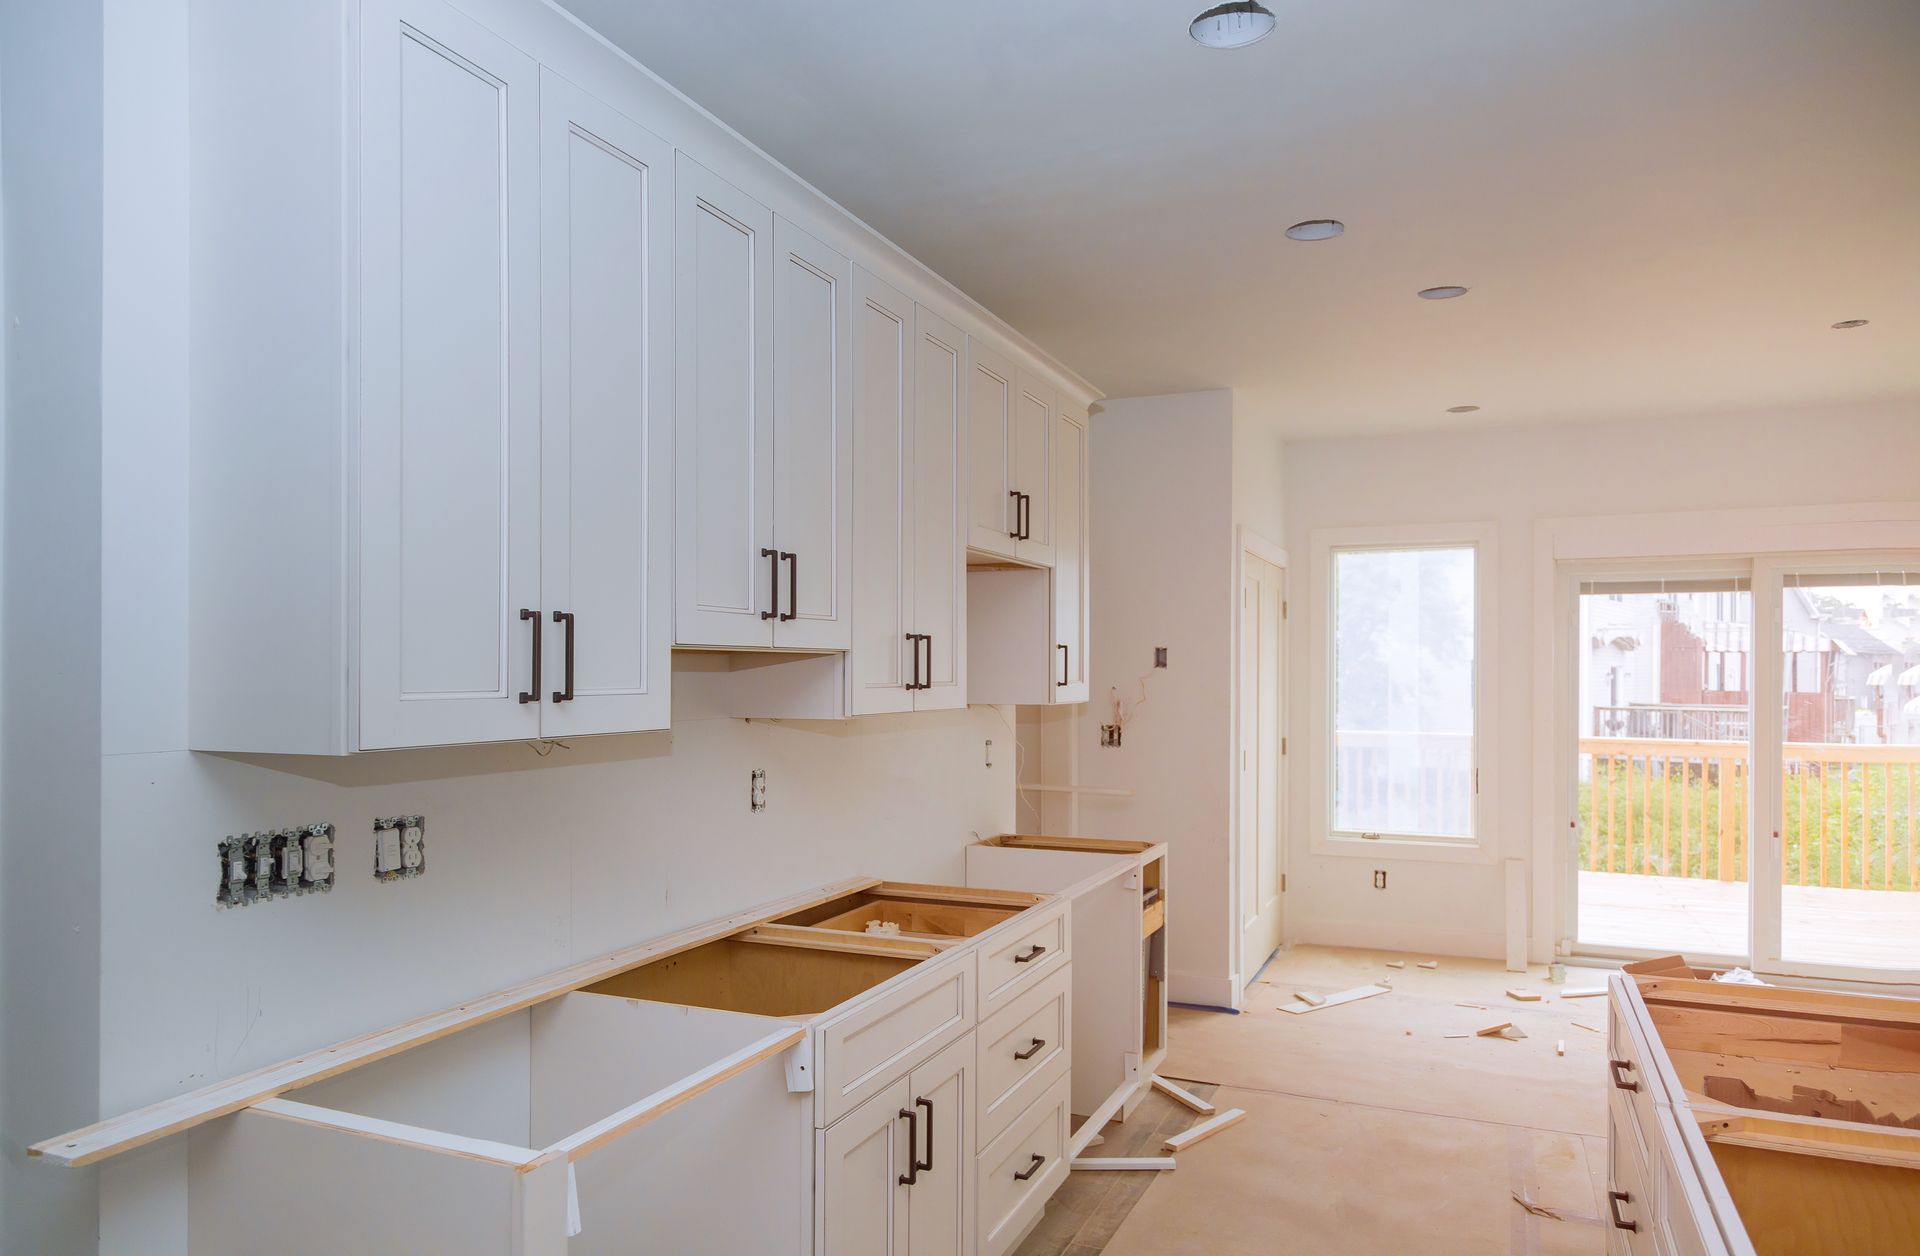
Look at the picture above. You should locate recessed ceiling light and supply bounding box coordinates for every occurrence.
[1446,405,1481,414]
[1418,286,1470,300]
[1285,219,1345,241]
[1831,319,1870,329]
[1189,2,1276,49]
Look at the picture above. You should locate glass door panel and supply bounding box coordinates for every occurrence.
[1777,572,1920,970]
[1576,578,1751,956]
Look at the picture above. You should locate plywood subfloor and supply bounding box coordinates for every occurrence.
[1016,946,1613,1256]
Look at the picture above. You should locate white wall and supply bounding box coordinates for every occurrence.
[1,2,105,1251]
[1282,400,1920,960]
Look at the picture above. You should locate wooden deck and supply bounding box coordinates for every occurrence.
[1578,870,1920,969]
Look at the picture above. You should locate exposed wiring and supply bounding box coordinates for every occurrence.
[1109,668,1158,736]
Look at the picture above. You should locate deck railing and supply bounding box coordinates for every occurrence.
[1579,738,1920,891]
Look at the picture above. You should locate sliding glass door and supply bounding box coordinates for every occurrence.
[1574,575,1752,958]
[1757,564,1920,977]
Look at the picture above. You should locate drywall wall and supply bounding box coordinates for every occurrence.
[1282,400,1920,960]
[1,2,105,1252]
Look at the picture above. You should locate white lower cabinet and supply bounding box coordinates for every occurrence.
[820,1033,974,1256]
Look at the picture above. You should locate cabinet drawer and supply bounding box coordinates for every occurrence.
[817,954,975,1128]
[977,965,1072,1147]
[977,1072,1071,1256]
[1608,1100,1655,1256]
[1607,979,1662,1169]
[978,901,1069,1020]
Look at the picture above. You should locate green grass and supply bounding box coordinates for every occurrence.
[1577,757,1920,891]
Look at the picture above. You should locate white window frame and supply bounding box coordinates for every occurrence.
[1309,521,1498,865]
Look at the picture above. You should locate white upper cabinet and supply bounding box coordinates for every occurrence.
[966,339,1017,558]
[674,154,776,648]
[772,217,854,650]
[910,305,969,711]
[675,155,852,650]
[359,0,543,749]
[1011,370,1055,567]
[849,274,969,716]
[537,69,674,737]
[1050,403,1090,704]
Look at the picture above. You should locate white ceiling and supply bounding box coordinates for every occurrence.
[560,0,1920,437]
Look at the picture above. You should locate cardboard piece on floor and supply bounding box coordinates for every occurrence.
[1151,1075,1216,1116]
[1162,1108,1247,1152]
[1071,1156,1175,1172]
[1279,982,1391,1015]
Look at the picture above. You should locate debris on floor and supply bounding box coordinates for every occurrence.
[1556,1040,1566,1057]
[1475,1021,1527,1040]
[1071,1156,1175,1172]
[1385,960,1406,969]
[1417,960,1439,969]
[1150,1075,1215,1116]
[1560,985,1606,998]
[1455,1001,1487,1010]
[1505,988,1543,1002]
[1573,1021,1601,1033]
[1162,1108,1247,1152]
[1512,1192,1564,1220]
[1279,982,1392,1014]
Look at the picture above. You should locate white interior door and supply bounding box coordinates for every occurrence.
[674,154,774,647]
[1050,407,1088,704]
[771,217,853,649]
[1012,370,1054,566]
[912,305,967,711]
[537,70,672,737]
[818,1077,911,1256]
[359,0,541,749]
[966,339,1016,557]
[849,267,914,715]
[1240,553,1286,980]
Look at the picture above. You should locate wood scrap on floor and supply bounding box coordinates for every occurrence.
[1505,988,1543,1002]
[1162,1108,1247,1152]
[1556,1040,1566,1057]
[1385,960,1406,969]
[1150,1075,1216,1116]
[1070,1156,1175,1172]
[1444,1032,1471,1039]
[1512,1192,1563,1220]
[1455,1001,1487,1010]
[1572,1021,1601,1033]
[1417,960,1439,969]
[1293,990,1326,1007]
[1560,986,1607,998]
[1475,1021,1527,1040]
[1279,982,1392,1015]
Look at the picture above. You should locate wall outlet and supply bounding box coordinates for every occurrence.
[1100,724,1122,747]
[373,816,425,882]
[749,768,767,812]
[1154,647,1168,668]
[216,823,335,907]
[1372,869,1388,890]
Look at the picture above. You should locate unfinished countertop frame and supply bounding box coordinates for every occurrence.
[29,875,1052,1170]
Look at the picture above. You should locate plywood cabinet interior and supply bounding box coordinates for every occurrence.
[850,270,968,714]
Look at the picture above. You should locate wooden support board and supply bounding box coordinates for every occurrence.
[1150,1075,1215,1116]
[1280,983,1390,1014]
[1071,1156,1175,1171]
[1162,1108,1246,1151]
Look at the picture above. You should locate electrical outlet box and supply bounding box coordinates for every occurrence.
[373,816,425,882]
[216,823,335,907]
[749,769,767,812]
[1154,647,1168,668]
[1373,869,1388,890]
[1100,724,1122,747]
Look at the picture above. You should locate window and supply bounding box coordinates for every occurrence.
[1329,543,1479,844]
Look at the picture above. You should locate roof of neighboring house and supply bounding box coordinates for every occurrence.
[1822,619,1903,657]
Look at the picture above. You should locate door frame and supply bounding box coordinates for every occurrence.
[1230,527,1289,1006]
[1532,502,1920,976]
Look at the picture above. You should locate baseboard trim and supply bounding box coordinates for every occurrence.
[1289,919,1508,962]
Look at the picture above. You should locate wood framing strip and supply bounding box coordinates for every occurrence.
[539,1026,805,1165]
[29,876,879,1167]
[870,881,1048,909]
[736,924,945,959]
[248,1098,544,1169]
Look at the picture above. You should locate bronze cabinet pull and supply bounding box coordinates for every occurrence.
[551,611,575,703]
[1058,643,1069,686]
[897,1107,919,1185]
[1608,1190,1637,1232]
[914,1096,934,1176]
[1014,1037,1046,1061]
[1608,1059,1639,1092]
[781,551,798,622]
[1007,489,1021,538]
[518,609,541,704]
[761,548,779,620]
[1013,1153,1045,1182]
[1014,944,1046,964]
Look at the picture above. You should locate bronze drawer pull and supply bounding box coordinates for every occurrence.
[1608,1190,1638,1232]
[1013,1153,1045,1182]
[1609,1058,1639,1092]
[1014,944,1046,964]
[1014,1037,1046,1061]
[897,1107,919,1185]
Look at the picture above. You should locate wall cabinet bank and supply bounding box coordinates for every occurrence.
[186,0,1095,755]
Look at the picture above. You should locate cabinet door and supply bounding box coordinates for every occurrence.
[819,1077,912,1256]
[537,70,672,737]
[1012,370,1055,566]
[359,0,541,749]
[849,268,915,715]
[911,306,968,711]
[675,155,775,647]
[905,1033,974,1256]
[1049,405,1089,704]
[966,339,1017,558]
[772,217,853,650]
